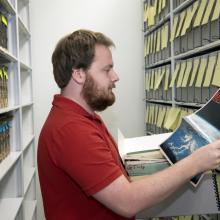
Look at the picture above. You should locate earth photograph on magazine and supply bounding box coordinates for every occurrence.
[160,89,220,187]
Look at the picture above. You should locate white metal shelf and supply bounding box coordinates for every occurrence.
[0,46,17,63]
[20,61,32,71]
[0,198,23,220]
[0,105,20,114]
[1,0,16,15]
[22,134,34,152]
[18,16,30,39]
[0,151,21,181]
[23,200,37,220]
[0,0,35,219]
[21,102,33,108]
[18,0,29,7]
[23,167,36,195]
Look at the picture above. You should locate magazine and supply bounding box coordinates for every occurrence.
[160,89,220,187]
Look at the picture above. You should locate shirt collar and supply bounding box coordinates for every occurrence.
[52,94,102,121]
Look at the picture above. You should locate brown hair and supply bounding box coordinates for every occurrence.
[51,29,115,89]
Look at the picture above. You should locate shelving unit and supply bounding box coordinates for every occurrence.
[0,0,36,219]
[143,0,220,135]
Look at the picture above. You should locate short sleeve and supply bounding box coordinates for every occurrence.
[49,121,123,196]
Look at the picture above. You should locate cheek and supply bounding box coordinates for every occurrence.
[96,78,110,89]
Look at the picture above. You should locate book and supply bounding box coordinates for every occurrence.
[124,149,169,176]
[125,159,169,176]
[160,89,220,187]
[0,113,12,163]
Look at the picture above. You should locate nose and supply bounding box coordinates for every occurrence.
[111,69,119,82]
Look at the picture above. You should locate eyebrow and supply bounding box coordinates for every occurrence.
[104,64,114,69]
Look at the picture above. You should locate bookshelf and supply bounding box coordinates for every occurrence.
[0,0,36,219]
[143,0,220,135]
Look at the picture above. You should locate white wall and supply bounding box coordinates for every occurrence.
[30,0,145,219]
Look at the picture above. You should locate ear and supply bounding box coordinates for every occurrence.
[71,68,86,84]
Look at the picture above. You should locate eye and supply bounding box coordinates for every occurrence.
[104,68,110,73]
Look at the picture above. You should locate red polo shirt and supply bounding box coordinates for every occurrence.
[38,95,134,220]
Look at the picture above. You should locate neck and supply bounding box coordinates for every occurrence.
[61,89,95,115]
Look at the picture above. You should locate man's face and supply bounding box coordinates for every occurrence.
[81,44,119,111]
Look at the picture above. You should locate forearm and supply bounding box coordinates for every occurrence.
[94,155,199,218]
[126,155,199,215]
[94,139,220,218]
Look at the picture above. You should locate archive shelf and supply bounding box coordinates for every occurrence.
[143,0,220,135]
[145,57,171,69]
[144,13,170,36]
[174,39,220,60]
[145,99,173,105]
[0,0,36,219]
[145,100,203,111]
[173,0,195,14]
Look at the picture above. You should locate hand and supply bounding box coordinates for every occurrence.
[191,138,220,173]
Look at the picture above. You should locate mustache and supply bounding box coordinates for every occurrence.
[110,84,116,89]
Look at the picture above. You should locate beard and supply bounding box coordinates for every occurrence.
[81,74,115,112]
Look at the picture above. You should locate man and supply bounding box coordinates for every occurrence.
[38,29,220,220]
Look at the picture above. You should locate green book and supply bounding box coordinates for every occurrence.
[124,148,169,176]
[125,160,169,176]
